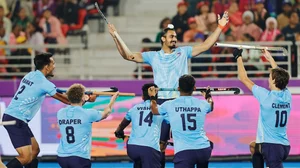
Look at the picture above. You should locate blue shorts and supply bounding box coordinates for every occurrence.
[261,143,290,168]
[3,114,34,149]
[127,144,161,168]
[57,156,91,168]
[173,147,212,168]
[157,99,173,143]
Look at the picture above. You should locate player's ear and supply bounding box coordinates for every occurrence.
[194,86,196,91]
[83,95,89,101]
[161,36,166,43]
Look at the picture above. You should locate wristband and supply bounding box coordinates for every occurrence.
[218,24,225,30]
[150,96,157,100]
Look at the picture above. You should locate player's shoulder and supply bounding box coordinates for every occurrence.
[131,101,149,111]
[142,50,159,56]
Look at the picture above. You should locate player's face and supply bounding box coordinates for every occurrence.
[163,30,177,49]
[46,57,55,77]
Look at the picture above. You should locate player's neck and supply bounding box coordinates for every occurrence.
[71,103,82,107]
[162,46,173,54]
[180,92,192,96]
[40,69,47,76]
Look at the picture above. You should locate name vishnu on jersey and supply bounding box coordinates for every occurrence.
[272,103,290,109]
[137,107,151,110]
[22,78,34,86]
[59,119,82,125]
[175,107,201,112]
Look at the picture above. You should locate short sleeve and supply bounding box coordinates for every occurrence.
[87,109,101,122]
[163,114,170,124]
[158,103,168,115]
[180,46,193,59]
[203,101,212,114]
[142,51,155,65]
[43,80,57,96]
[252,85,269,102]
[124,108,133,121]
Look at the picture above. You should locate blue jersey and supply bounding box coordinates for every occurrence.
[125,100,165,151]
[158,96,212,154]
[142,46,193,99]
[5,70,56,122]
[252,85,292,145]
[57,106,102,159]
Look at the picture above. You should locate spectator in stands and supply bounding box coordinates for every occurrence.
[241,33,264,76]
[294,0,300,17]
[7,0,34,20]
[0,0,8,16]
[260,17,281,41]
[39,8,67,54]
[155,17,171,43]
[253,0,269,30]
[56,0,79,26]
[183,17,202,42]
[12,8,32,31]
[213,0,231,15]
[36,0,56,18]
[171,1,190,42]
[207,21,225,41]
[26,22,45,53]
[281,11,300,77]
[0,5,12,43]
[227,2,243,28]
[277,1,293,30]
[184,0,201,16]
[0,26,8,74]
[232,10,262,41]
[9,25,25,52]
[282,12,300,42]
[239,0,255,13]
[195,1,217,34]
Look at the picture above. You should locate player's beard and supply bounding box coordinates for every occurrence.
[168,41,177,49]
[46,70,54,78]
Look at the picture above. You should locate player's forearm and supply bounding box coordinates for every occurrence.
[269,58,278,69]
[209,101,214,111]
[113,33,133,60]
[237,57,249,81]
[53,93,70,105]
[101,107,112,120]
[113,37,127,58]
[116,118,131,131]
[192,27,222,56]
[150,100,159,115]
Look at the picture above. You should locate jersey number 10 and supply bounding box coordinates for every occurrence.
[275,110,287,128]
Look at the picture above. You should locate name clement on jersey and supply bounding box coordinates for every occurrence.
[22,78,34,86]
[272,103,291,109]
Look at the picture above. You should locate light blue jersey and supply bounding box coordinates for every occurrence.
[125,100,165,151]
[142,46,193,99]
[158,96,212,154]
[5,70,56,122]
[57,106,102,159]
[252,85,291,145]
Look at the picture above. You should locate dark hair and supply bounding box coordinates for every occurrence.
[67,84,85,104]
[142,37,152,43]
[243,33,255,41]
[142,83,158,101]
[34,52,53,70]
[271,68,290,90]
[0,5,3,10]
[275,34,284,41]
[159,17,171,29]
[179,75,195,94]
[160,27,176,45]
[29,22,43,33]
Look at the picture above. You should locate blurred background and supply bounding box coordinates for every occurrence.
[0,0,300,167]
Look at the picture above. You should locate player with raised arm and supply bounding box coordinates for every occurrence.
[57,84,119,168]
[2,53,77,168]
[233,48,291,168]
[149,74,214,168]
[108,11,228,168]
[114,83,168,168]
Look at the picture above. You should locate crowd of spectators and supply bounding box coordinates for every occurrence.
[140,0,300,78]
[0,0,120,78]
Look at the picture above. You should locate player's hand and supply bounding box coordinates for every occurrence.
[87,95,97,102]
[233,48,243,60]
[218,11,229,27]
[114,130,125,139]
[148,86,157,97]
[108,23,117,38]
[201,86,212,100]
[262,48,274,62]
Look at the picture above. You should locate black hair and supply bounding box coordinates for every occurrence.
[160,27,176,45]
[275,34,284,41]
[142,83,158,101]
[159,17,171,29]
[179,75,195,94]
[34,52,53,70]
[243,33,255,41]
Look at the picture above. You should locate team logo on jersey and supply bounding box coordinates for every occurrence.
[176,52,182,57]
